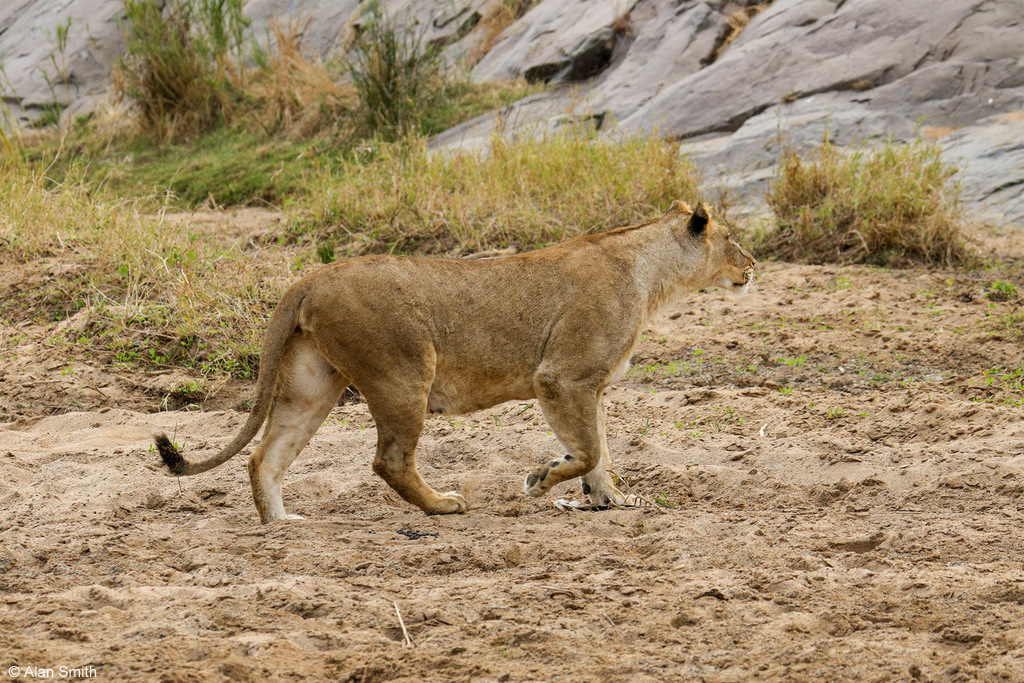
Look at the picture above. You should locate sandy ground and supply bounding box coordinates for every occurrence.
[1,215,1023,682]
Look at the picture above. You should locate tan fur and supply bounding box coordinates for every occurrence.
[155,202,756,522]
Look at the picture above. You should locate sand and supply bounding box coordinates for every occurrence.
[1,220,1023,682]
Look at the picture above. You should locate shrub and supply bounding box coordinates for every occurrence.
[345,2,451,140]
[760,136,968,266]
[247,19,355,139]
[115,0,352,143]
[114,0,249,141]
[305,128,701,254]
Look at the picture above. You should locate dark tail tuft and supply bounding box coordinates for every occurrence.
[155,433,185,475]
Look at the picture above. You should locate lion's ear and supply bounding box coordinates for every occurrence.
[668,200,692,215]
[687,202,710,236]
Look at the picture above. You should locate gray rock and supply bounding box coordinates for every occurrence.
[344,0,510,67]
[471,0,626,84]
[432,0,741,149]
[940,111,1024,227]
[438,0,1024,225]
[245,0,361,61]
[677,92,920,214]
[621,0,1023,137]
[0,0,126,124]
[0,0,365,125]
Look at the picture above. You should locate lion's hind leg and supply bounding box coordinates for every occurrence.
[248,333,348,523]
[364,381,467,515]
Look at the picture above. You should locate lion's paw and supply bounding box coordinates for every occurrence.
[429,491,468,515]
[524,466,552,497]
[554,493,649,512]
[263,512,306,523]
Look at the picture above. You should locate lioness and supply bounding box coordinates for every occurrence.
[156,201,755,522]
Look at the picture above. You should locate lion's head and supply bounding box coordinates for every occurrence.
[670,200,756,294]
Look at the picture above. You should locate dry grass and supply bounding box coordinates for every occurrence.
[1,127,702,376]
[465,0,540,67]
[305,129,701,255]
[0,161,293,377]
[760,136,969,266]
[246,19,357,139]
[711,2,773,63]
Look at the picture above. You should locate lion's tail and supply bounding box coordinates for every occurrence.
[154,283,310,477]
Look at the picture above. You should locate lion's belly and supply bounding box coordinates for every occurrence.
[427,365,535,416]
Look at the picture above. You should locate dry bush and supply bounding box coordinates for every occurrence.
[305,129,701,254]
[114,0,245,142]
[247,19,356,139]
[115,0,352,143]
[760,136,969,266]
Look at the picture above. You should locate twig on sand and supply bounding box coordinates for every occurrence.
[394,601,415,647]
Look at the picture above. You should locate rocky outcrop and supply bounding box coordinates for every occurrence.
[0,0,371,122]
[1,0,1021,224]
[436,0,1024,225]
[940,111,1024,227]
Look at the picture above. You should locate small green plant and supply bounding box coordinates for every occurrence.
[33,16,73,131]
[826,406,844,419]
[1000,312,1024,340]
[170,380,207,402]
[653,490,680,509]
[987,280,1018,301]
[148,439,183,452]
[779,386,793,396]
[316,240,336,264]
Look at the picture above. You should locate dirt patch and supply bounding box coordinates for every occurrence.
[1,222,1022,681]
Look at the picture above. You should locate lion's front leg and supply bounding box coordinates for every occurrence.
[578,398,628,507]
[524,377,606,497]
